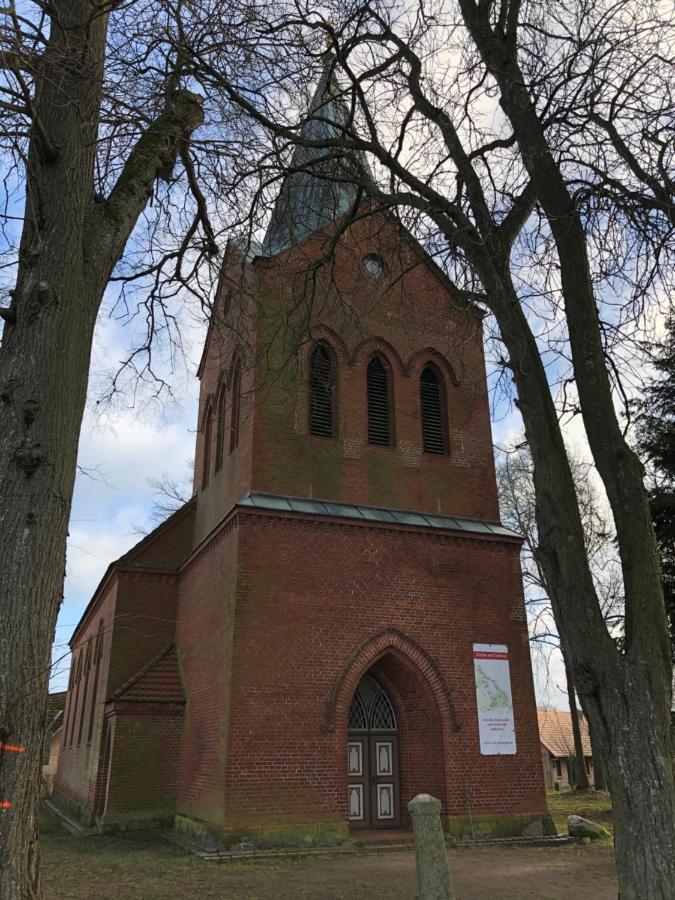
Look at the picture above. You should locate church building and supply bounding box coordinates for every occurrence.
[53,63,547,840]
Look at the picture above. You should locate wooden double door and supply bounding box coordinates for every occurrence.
[347,675,401,828]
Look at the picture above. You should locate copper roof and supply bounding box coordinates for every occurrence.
[260,54,374,257]
[238,492,520,538]
[538,708,592,758]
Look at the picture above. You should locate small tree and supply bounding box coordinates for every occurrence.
[496,442,622,790]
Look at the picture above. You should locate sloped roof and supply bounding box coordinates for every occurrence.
[69,497,196,648]
[538,708,592,758]
[260,54,373,257]
[47,691,66,719]
[109,645,184,704]
[238,492,520,539]
[46,691,66,733]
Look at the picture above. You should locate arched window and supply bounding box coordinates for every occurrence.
[215,385,227,472]
[63,666,76,751]
[77,639,93,745]
[229,359,241,453]
[420,365,447,454]
[309,343,336,437]
[87,620,105,745]
[348,675,397,732]
[367,355,393,447]
[201,403,213,489]
[68,651,83,746]
[348,692,368,730]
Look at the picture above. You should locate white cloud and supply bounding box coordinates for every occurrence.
[49,306,203,690]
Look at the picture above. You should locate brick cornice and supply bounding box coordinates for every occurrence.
[105,700,184,717]
[237,505,521,548]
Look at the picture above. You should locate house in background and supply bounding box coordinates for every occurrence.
[538,708,594,790]
[43,691,66,794]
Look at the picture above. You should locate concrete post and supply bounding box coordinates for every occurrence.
[407,793,454,900]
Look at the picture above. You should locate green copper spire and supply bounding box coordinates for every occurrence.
[261,56,372,256]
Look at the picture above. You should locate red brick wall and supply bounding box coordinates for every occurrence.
[193,251,258,544]
[193,212,499,534]
[128,503,196,568]
[250,213,499,520]
[54,579,117,812]
[108,571,179,694]
[203,508,546,831]
[174,520,240,824]
[103,702,183,818]
[55,567,180,817]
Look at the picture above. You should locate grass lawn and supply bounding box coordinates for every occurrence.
[547,788,613,841]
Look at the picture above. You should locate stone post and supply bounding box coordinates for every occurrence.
[407,793,454,900]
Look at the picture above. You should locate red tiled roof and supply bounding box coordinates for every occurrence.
[109,645,184,704]
[46,691,66,732]
[46,691,66,719]
[537,708,592,758]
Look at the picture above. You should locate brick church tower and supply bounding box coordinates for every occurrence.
[53,62,547,839]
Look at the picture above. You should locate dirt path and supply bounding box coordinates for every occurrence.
[41,830,617,899]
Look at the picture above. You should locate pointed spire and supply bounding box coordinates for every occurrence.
[260,55,372,257]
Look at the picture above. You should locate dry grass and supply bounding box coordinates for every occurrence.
[547,789,613,842]
[38,806,618,900]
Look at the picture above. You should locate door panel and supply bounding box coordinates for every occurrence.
[347,737,369,826]
[376,783,395,820]
[374,740,393,776]
[369,735,400,827]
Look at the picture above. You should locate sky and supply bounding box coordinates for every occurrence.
[47,282,573,712]
[50,307,202,690]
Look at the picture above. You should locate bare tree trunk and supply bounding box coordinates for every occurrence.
[458,250,675,897]
[0,4,202,897]
[452,6,675,896]
[0,9,107,896]
[564,659,590,790]
[589,720,608,791]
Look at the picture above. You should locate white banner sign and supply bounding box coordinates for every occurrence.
[473,644,516,755]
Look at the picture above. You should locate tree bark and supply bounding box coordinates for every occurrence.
[0,4,202,898]
[564,660,590,790]
[589,719,608,791]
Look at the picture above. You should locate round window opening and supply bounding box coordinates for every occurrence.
[362,253,388,280]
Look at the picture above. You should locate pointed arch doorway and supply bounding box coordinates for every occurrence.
[347,674,401,828]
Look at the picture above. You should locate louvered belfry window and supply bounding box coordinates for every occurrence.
[367,356,392,446]
[420,366,446,453]
[309,344,336,437]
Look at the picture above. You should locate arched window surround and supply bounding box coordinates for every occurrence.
[201,400,214,490]
[86,620,105,745]
[214,381,227,473]
[308,341,338,439]
[229,357,241,454]
[77,638,93,746]
[366,353,395,448]
[420,363,449,455]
